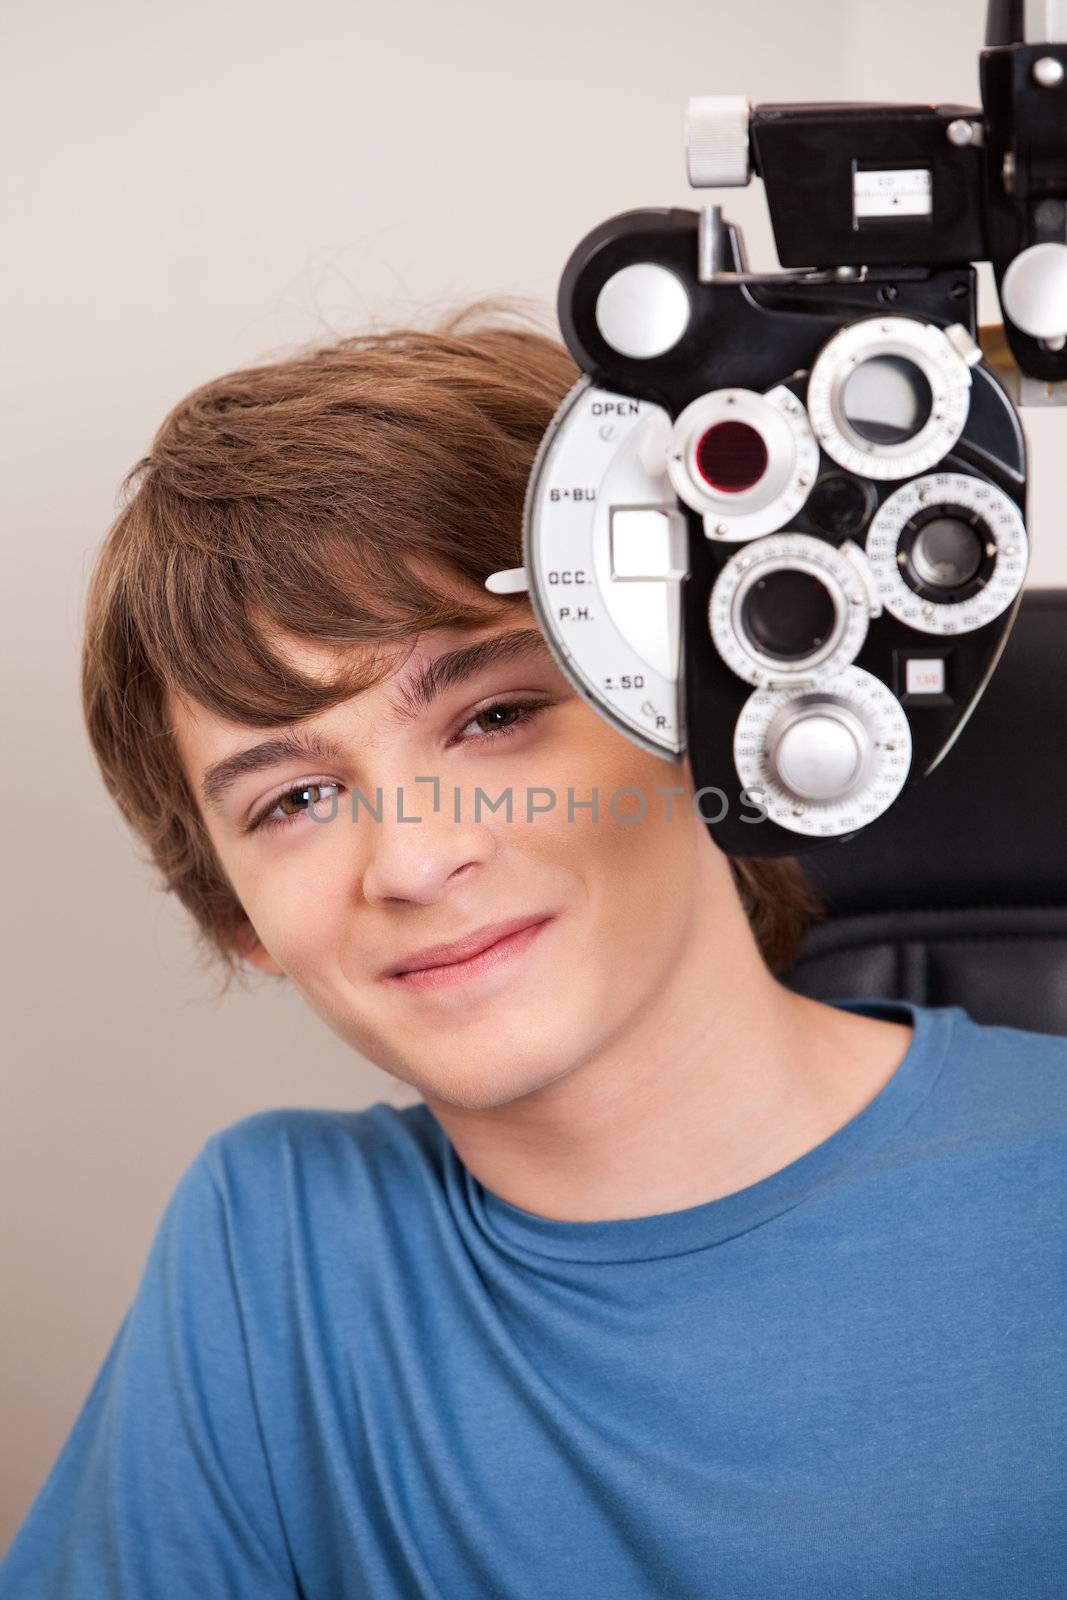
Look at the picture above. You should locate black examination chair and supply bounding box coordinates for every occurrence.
[781,588,1067,1037]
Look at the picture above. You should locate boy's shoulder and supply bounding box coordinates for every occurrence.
[198,1100,438,1190]
[945,1002,1067,1073]
[831,997,1067,1157]
[157,1101,442,1287]
[928,1002,1067,1133]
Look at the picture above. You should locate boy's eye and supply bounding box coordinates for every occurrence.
[245,696,552,834]
[452,699,548,743]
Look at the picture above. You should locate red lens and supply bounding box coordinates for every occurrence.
[695,421,769,494]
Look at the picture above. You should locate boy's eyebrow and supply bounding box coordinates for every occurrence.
[200,627,552,815]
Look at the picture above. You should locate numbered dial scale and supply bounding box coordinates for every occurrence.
[523,376,685,759]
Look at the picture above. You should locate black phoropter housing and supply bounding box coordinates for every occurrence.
[746,0,1066,382]
[556,213,1027,858]
[522,3,1058,861]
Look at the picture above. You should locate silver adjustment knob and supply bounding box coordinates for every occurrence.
[594,264,692,359]
[686,96,752,189]
[1001,243,1067,341]
[765,699,871,802]
[734,667,912,838]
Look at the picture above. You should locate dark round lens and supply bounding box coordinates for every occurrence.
[909,516,984,588]
[741,568,838,662]
[806,471,876,537]
[696,420,769,493]
[841,355,933,446]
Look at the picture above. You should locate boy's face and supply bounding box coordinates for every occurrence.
[169,599,736,1112]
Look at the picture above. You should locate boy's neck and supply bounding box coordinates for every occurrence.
[422,888,914,1226]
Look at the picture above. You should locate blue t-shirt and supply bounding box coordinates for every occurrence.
[2,996,1065,1599]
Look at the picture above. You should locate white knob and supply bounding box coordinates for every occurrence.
[767,704,869,802]
[1001,242,1067,340]
[686,96,752,189]
[1033,55,1065,87]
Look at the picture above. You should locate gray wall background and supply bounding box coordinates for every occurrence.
[2,0,1062,1550]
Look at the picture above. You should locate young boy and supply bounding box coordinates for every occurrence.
[2,301,1063,1598]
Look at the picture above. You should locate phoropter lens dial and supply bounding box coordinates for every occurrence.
[709,532,876,688]
[734,665,913,839]
[806,316,979,481]
[864,472,1028,635]
[665,384,820,541]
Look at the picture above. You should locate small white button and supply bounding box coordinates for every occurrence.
[905,658,946,695]
[595,264,691,360]
[610,508,688,580]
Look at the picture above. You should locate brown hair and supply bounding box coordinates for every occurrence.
[81,296,824,998]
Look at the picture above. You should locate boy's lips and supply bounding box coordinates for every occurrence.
[381,912,558,978]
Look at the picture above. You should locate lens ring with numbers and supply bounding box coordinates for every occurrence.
[734,665,913,839]
[864,471,1029,635]
[806,316,974,481]
[709,532,873,687]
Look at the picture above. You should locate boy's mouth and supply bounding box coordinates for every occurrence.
[381,912,558,979]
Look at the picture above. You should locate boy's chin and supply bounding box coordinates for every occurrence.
[415,1050,582,1115]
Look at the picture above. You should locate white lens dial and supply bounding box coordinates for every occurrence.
[709,533,874,688]
[734,665,912,838]
[864,472,1028,635]
[806,317,975,480]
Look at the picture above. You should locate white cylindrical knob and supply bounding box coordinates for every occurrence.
[767,704,869,802]
[686,96,752,189]
[1001,242,1067,340]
